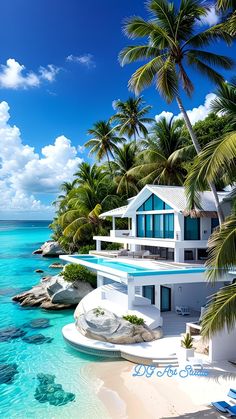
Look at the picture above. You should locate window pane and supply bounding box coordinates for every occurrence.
[184,217,200,240]
[145,215,153,237]
[144,195,153,211]
[154,214,164,238]
[137,215,145,237]
[211,218,219,233]
[164,214,174,238]
[137,204,144,212]
[164,202,173,210]
[153,195,164,210]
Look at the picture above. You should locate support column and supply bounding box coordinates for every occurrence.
[97,274,104,287]
[128,284,135,309]
[112,217,115,231]
[96,240,101,251]
[155,284,161,310]
[175,246,185,262]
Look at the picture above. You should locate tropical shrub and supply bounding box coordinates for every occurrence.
[181,333,193,349]
[61,264,97,288]
[93,307,105,317]
[78,244,95,254]
[123,314,145,325]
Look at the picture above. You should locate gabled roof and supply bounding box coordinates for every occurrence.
[99,205,128,218]
[123,185,228,216]
[99,185,229,219]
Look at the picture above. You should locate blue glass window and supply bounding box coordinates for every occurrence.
[153,195,164,210]
[153,214,164,238]
[137,215,145,237]
[211,218,219,233]
[164,202,173,210]
[184,217,200,240]
[137,203,144,212]
[145,215,153,237]
[144,195,153,211]
[164,214,174,238]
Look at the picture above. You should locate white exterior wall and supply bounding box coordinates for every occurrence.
[200,217,212,241]
[172,282,224,311]
[209,326,236,362]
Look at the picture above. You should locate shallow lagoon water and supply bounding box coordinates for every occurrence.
[0,221,109,419]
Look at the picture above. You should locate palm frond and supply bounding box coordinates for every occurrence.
[128,57,164,95]
[186,50,234,70]
[156,58,178,102]
[201,283,236,338]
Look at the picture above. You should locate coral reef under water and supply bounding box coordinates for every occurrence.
[34,374,75,406]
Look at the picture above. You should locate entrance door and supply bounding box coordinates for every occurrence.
[143,285,155,305]
[161,286,171,311]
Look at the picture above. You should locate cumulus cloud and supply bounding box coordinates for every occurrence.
[155,111,174,123]
[0,59,60,89]
[155,93,217,125]
[198,6,219,26]
[0,101,83,217]
[66,53,96,68]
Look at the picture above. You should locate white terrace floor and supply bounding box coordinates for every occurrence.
[62,310,201,365]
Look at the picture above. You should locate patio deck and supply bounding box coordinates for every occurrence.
[162,311,200,337]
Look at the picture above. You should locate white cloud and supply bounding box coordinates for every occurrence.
[155,111,174,123]
[66,53,96,68]
[0,101,83,217]
[198,6,219,27]
[77,145,85,153]
[0,59,60,89]
[155,93,217,125]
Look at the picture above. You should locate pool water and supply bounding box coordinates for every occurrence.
[73,255,152,273]
[0,221,109,419]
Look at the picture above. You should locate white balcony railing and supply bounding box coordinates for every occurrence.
[110,229,132,237]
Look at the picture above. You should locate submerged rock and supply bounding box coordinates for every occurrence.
[0,327,26,342]
[22,334,53,344]
[76,308,162,344]
[32,248,43,255]
[0,363,18,384]
[26,318,51,329]
[35,269,44,273]
[34,373,75,406]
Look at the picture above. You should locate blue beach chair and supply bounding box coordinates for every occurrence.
[212,401,236,416]
[228,389,236,399]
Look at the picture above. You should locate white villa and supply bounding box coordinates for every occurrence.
[61,185,236,365]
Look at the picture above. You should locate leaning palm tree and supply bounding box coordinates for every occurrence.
[84,120,124,172]
[216,0,236,36]
[119,0,234,223]
[110,96,154,141]
[128,116,189,186]
[111,142,140,197]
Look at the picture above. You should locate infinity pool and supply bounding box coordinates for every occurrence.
[70,255,206,277]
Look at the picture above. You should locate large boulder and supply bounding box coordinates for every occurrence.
[41,241,65,257]
[76,308,162,344]
[13,275,93,310]
[51,281,93,305]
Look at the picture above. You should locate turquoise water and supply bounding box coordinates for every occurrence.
[0,221,109,419]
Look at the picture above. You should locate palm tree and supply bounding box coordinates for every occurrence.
[128,116,189,186]
[110,96,154,141]
[119,0,234,223]
[84,120,124,172]
[74,162,107,187]
[216,0,236,36]
[111,142,140,197]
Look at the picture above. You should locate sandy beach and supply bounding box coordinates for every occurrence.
[83,359,236,419]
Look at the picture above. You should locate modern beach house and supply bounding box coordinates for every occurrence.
[61,185,236,364]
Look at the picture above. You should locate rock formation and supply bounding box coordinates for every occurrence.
[32,240,65,257]
[0,363,19,384]
[34,374,75,406]
[12,275,93,310]
[76,308,163,344]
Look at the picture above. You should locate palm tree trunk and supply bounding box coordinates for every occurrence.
[176,96,224,224]
[106,150,113,174]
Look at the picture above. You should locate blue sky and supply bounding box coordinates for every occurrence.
[0,0,235,219]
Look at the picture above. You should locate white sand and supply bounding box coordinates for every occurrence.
[82,359,236,419]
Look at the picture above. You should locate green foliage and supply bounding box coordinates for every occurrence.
[78,244,95,254]
[123,314,145,325]
[93,307,105,317]
[181,333,193,349]
[61,264,97,288]
[103,243,122,251]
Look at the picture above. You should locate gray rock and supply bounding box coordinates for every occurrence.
[76,308,161,344]
[0,327,26,342]
[35,269,44,273]
[49,263,64,269]
[41,241,65,257]
[51,281,93,305]
[22,334,53,344]
[33,248,43,255]
[34,374,75,406]
[0,363,18,384]
[26,318,50,329]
